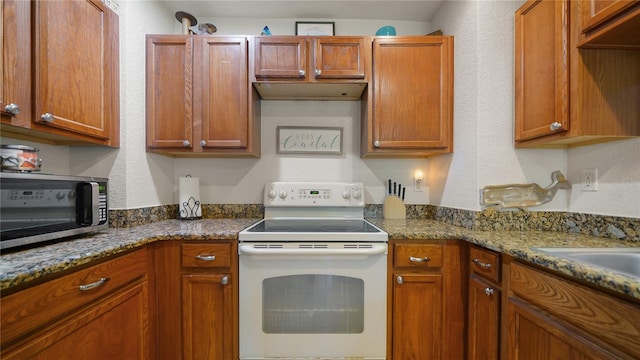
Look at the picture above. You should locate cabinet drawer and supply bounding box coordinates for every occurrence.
[469,245,500,283]
[1,249,147,346]
[181,243,231,268]
[394,243,443,268]
[510,262,640,357]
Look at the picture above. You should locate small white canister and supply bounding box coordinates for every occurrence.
[179,175,202,219]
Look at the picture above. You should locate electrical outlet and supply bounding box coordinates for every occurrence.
[414,177,423,192]
[581,168,598,191]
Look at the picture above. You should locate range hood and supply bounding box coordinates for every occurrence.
[253,83,367,101]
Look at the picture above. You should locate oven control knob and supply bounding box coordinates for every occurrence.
[267,190,277,199]
[342,190,351,200]
[278,190,288,200]
[352,188,362,200]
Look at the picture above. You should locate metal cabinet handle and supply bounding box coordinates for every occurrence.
[298,69,305,76]
[200,140,207,147]
[484,287,495,296]
[195,254,216,261]
[549,122,563,131]
[315,69,322,76]
[183,140,191,147]
[473,258,492,269]
[396,275,403,284]
[4,103,20,115]
[79,277,110,291]
[221,276,229,285]
[409,256,431,263]
[373,140,380,148]
[41,113,54,123]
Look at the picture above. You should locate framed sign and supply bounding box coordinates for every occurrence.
[277,126,343,155]
[295,21,335,36]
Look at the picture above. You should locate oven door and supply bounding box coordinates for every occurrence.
[239,242,387,360]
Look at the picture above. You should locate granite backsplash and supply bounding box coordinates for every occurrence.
[109,204,639,242]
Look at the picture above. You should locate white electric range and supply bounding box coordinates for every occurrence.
[239,182,388,360]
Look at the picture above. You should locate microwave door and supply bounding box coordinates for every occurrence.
[76,182,100,226]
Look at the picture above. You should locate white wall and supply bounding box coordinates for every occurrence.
[111,3,434,209]
[4,1,638,218]
[430,0,639,217]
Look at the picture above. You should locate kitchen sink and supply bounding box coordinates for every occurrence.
[534,248,640,278]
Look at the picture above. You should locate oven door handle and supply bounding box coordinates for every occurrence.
[238,244,387,256]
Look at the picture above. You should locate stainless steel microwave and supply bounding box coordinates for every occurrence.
[0,172,108,250]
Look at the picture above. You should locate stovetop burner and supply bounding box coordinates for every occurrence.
[239,182,388,242]
[247,219,381,233]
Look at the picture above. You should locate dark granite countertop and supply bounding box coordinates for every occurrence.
[0,219,260,291]
[1,218,639,300]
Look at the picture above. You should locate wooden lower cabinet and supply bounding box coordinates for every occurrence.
[505,259,640,359]
[507,296,614,359]
[152,240,238,360]
[467,245,502,360]
[182,274,233,360]
[391,273,443,359]
[0,250,151,359]
[388,239,466,359]
[468,274,501,360]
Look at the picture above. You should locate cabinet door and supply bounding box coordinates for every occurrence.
[182,274,233,360]
[146,36,194,149]
[2,282,150,360]
[468,274,500,360]
[515,0,569,141]
[579,0,640,48]
[1,0,31,127]
[392,273,443,359]
[372,37,453,151]
[199,37,248,149]
[314,37,366,79]
[33,0,118,142]
[254,36,307,79]
[506,296,617,360]
[582,0,638,32]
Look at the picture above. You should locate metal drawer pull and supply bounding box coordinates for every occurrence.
[409,256,431,263]
[396,276,403,284]
[40,113,55,123]
[195,254,216,261]
[473,258,492,269]
[484,287,495,296]
[221,276,229,285]
[4,103,20,115]
[79,277,110,291]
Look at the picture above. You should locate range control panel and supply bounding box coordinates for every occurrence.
[264,182,365,207]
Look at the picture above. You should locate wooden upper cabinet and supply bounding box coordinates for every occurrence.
[34,0,119,144]
[314,37,366,79]
[146,35,259,157]
[146,36,194,149]
[515,0,639,148]
[253,36,366,81]
[363,36,453,157]
[515,0,569,142]
[1,0,31,128]
[579,0,640,48]
[254,36,307,79]
[251,36,368,100]
[1,0,119,146]
[200,37,249,149]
